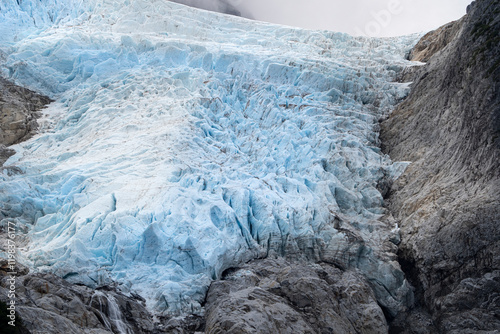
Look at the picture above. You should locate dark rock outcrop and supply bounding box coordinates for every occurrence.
[0,261,160,334]
[0,78,52,165]
[381,0,500,332]
[205,258,388,334]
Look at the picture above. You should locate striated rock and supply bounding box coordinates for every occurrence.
[381,0,500,332]
[205,258,388,334]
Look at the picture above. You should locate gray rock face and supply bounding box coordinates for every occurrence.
[0,144,16,167]
[0,78,52,145]
[205,258,388,334]
[0,78,52,165]
[407,19,463,63]
[381,0,500,332]
[0,261,161,334]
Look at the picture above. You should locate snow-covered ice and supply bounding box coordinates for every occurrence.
[0,0,417,315]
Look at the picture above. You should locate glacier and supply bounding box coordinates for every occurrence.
[0,0,418,316]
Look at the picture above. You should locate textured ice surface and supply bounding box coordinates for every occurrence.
[0,0,417,315]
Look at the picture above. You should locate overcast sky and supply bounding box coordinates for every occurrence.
[173,0,474,37]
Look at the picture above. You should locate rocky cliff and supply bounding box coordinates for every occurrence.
[407,19,463,63]
[0,78,51,166]
[204,258,390,334]
[381,0,500,332]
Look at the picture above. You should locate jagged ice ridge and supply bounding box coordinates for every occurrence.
[0,0,419,316]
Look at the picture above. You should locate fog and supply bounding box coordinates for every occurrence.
[169,0,251,18]
[170,0,473,37]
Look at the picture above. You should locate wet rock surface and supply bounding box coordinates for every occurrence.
[0,261,160,334]
[381,0,500,332]
[205,258,389,334]
[0,77,52,165]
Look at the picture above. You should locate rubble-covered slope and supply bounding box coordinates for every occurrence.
[381,0,500,332]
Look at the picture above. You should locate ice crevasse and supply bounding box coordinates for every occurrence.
[0,0,418,316]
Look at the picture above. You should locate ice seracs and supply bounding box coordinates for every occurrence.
[0,0,417,316]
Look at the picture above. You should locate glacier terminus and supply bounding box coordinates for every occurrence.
[0,0,421,318]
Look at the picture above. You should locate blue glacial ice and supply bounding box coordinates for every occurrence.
[0,0,417,316]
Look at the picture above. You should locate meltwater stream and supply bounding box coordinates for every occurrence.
[0,0,419,316]
[91,290,132,334]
